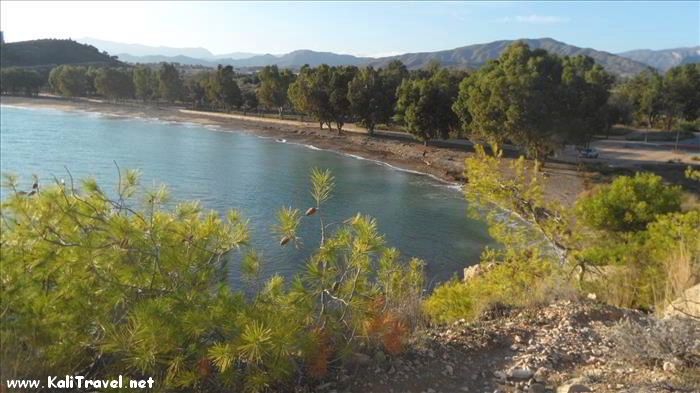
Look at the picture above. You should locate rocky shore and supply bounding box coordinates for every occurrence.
[320,300,699,393]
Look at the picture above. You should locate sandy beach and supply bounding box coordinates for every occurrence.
[0,95,608,206]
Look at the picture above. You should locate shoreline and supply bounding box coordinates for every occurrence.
[1,95,588,205]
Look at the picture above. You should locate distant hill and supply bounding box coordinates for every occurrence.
[617,46,700,71]
[118,50,370,69]
[115,53,226,67]
[370,38,651,77]
[78,37,216,59]
[234,50,369,68]
[26,37,688,78]
[79,37,260,60]
[0,39,122,68]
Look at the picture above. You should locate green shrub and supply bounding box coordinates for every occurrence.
[424,248,563,324]
[575,172,682,233]
[0,169,424,392]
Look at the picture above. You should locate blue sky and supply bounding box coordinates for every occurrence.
[1,1,698,56]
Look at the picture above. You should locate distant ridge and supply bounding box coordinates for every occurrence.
[7,37,696,78]
[370,38,652,77]
[0,39,122,68]
[118,50,370,69]
[617,46,700,71]
[110,38,654,77]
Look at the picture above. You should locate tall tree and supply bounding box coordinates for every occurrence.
[560,55,614,145]
[288,65,333,130]
[453,42,567,160]
[395,68,460,144]
[133,66,158,101]
[663,63,700,127]
[94,68,134,100]
[48,65,88,97]
[206,65,242,110]
[348,67,390,134]
[256,65,294,117]
[619,70,664,128]
[0,68,44,96]
[327,65,357,133]
[157,63,184,103]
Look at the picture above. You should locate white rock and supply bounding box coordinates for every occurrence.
[663,361,676,372]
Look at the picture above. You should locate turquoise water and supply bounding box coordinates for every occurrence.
[0,105,495,284]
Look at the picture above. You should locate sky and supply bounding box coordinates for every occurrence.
[1,1,698,56]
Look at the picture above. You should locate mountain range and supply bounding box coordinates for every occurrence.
[617,46,700,71]
[86,37,700,76]
[4,37,699,77]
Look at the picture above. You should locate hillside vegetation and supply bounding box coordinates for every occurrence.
[0,39,122,68]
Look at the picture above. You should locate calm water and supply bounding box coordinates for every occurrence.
[0,105,495,284]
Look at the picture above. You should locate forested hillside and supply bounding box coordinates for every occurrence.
[0,39,122,67]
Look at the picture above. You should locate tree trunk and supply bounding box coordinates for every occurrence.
[336,122,343,135]
[278,107,283,119]
[675,129,681,151]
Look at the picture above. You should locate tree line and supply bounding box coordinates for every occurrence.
[2,42,699,156]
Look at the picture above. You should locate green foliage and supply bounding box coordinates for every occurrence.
[575,172,682,233]
[0,39,120,68]
[347,67,387,134]
[256,65,294,117]
[48,65,88,97]
[288,65,333,129]
[454,42,613,158]
[133,66,158,101]
[424,250,560,323]
[0,68,45,95]
[1,168,424,392]
[157,63,184,103]
[204,65,242,110]
[289,65,357,133]
[394,67,460,143]
[617,64,700,130]
[94,67,134,100]
[427,144,696,324]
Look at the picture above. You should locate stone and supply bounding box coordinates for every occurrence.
[528,383,546,393]
[445,364,454,376]
[557,381,592,393]
[662,361,676,372]
[349,352,371,366]
[493,370,507,381]
[373,350,387,365]
[508,367,534,381]
[665,284,700,319]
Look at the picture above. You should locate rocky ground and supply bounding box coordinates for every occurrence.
[314,300,699,393]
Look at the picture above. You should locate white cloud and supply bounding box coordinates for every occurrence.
[497,14,570,24]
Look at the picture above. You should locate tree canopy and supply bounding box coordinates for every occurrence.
[395,67,461,144]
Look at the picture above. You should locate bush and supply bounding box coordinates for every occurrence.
[0,169,424,392]
[424,248,565,324]
[611,317,700,369]
[677,120,700,132]
[575,172,682,233]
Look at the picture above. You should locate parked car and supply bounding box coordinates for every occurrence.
[578,148,599,158]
